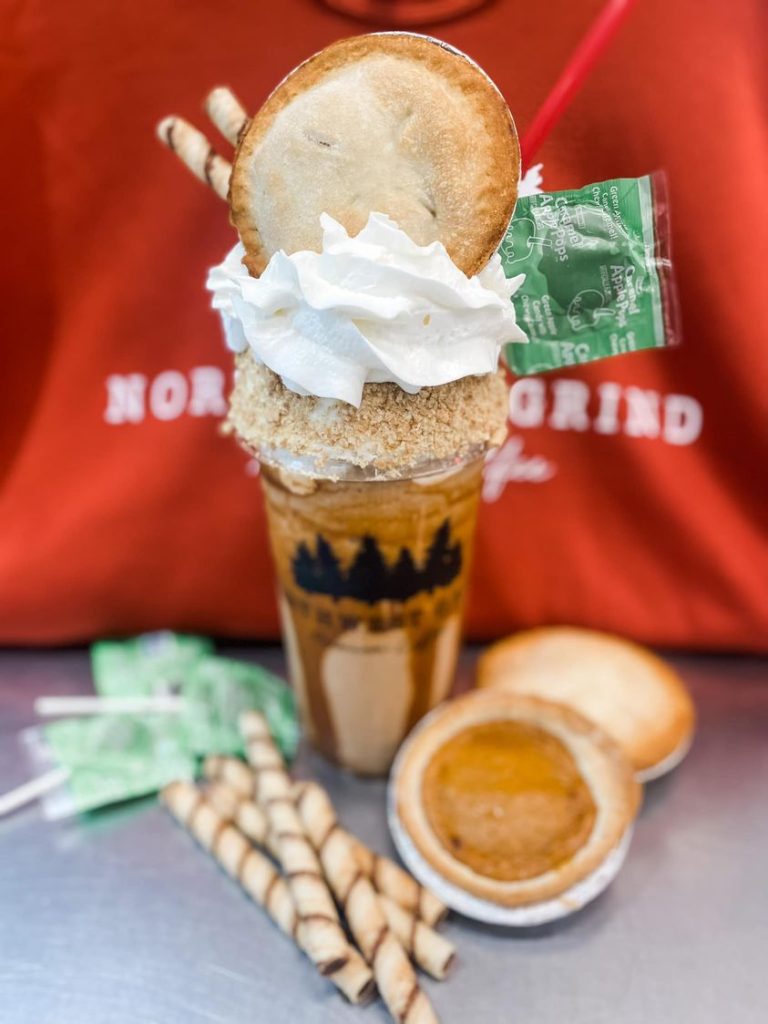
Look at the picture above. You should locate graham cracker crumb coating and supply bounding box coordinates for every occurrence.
[227,351,509,475]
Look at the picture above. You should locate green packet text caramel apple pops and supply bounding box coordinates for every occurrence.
[503,173,680,374]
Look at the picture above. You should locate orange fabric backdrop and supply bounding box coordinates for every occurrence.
[1,0,766,648]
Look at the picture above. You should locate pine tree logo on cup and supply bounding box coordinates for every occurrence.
[292,520,462,604]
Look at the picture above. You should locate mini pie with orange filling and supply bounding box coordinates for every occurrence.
[394,691,640,907]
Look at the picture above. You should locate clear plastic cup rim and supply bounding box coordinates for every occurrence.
[257,441,492,484]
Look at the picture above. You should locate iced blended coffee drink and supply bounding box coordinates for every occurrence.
[199,33,526,772]
[260,458,483,774]
[231,346,507,773]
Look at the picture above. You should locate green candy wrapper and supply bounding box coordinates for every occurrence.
[91,632,213,697]
[24,714,195,818]
[182,656,299,762]
[502,173,679,374]
[92,634,299,760]
[17,636,300,817]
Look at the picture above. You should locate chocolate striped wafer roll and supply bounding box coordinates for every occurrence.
[295,780,439,1024]
[204,86,249,146]
[204,754,256,798]
[378,896,455,982]
[239,712,354,979]
[202,755,447,927]
[205,778,454,982]
[160,781,374,1004]
[347,833,448,928]
[206,779,281,860]
[156,116,231,200]
[162,780,294,928]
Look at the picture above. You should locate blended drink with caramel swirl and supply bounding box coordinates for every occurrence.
[260,453,485,774]
[208,210,522,775]
[198,35,527,773]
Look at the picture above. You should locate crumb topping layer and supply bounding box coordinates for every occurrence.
[226,352,509,477]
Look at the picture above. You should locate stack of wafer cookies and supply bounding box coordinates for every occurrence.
[161,711,455,1022]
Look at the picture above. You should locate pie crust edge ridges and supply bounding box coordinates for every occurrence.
[394,690,641,908]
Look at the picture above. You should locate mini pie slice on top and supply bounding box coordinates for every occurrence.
[229,33,520,278]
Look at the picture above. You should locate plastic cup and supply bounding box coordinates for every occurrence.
[258,448,486,775]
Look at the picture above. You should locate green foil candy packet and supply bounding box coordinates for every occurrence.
[24,714,196,818]
[23,637,300,817]
[91,633,299,760]
[502,173,680,374]
[91,632,214,697]
[183,656,299,762]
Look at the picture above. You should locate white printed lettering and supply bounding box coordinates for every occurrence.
[188,366,227,416]
[594,382,622,434]
[549,379,590,431]
[625,387,660,438]
[150,370,189,421]
[104,373,147,424]
[482,436,557,501]
[508,378,545,428]
[663,394,703,445]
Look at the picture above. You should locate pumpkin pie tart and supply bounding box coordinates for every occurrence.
[477,627,696,780]
[229,32,520,277]
[393,691,640,908]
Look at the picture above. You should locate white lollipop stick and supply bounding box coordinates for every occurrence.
[34,695,185,717]
[0,768,70,818]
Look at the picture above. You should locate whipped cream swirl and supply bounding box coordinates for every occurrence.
[207,212,527,408]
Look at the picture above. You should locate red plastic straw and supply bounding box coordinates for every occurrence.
[520,0,639,169]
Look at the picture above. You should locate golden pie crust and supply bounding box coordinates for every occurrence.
[477,627,696,774]
[229,33,520,277]
[395,691,640,907]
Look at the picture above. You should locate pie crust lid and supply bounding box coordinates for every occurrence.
[391,691,641,910]
[229,32,520,277]
[477,627,696,777]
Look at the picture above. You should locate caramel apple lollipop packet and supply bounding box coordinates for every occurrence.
[182,656,299,761]
[18,713,196,820]
[91,632,213,697]
[3,635,299,819]
[502,172,680,374]
[92,634,299,760]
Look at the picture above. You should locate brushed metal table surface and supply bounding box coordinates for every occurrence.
[0,646,766,1023]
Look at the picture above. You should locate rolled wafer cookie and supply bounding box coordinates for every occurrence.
[205,87,250,146]
[204,754,257,798]
[206,779,281,861]
[156,116,231,200]
[295,780,438,1024]
[378,896,455,982]
[160,781,374,1004]
[348,832,447,928]
[202,755,447,926]
[239,712,353,978]
[205,778,454,982]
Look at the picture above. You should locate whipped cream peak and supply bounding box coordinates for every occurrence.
[207,213,527,408]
